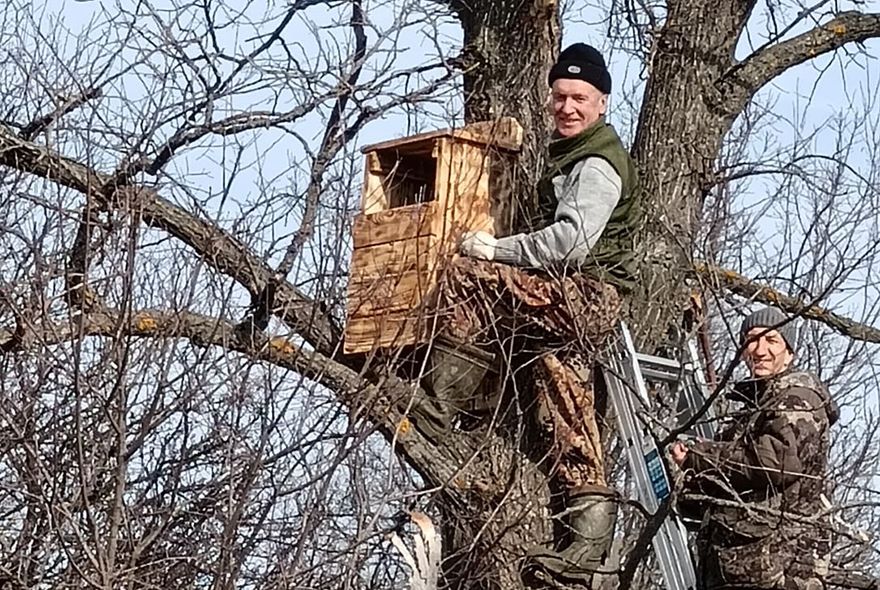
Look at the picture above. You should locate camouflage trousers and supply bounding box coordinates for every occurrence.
[698,521,830,590]
[438,258,621,490]
[533,353,606,489]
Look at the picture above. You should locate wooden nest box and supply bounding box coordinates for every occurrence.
[344,117,524,354]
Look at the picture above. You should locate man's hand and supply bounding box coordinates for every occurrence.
[460,231,497,261]
[670,441,689,467]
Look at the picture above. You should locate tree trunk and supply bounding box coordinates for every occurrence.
[429,2,562,588]
[455,0,560,232]
[628,0,757,346]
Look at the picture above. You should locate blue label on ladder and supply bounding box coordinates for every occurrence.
[644,449,670,501]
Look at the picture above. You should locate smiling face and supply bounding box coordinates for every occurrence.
[550,78,607,138]
[743,327,794,378]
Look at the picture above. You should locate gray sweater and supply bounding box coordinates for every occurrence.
[493,157,622,268]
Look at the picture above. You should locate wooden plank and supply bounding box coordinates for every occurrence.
[352,202,437,249]
[453,141,493,232]
[347,269,437,318]
[431,138,453,243]
[361,117,524,154]
[432,140,493,246]
[362,151,388,214]
[454,117,523,151]
[350,236,436,281]
[343,312,426,353]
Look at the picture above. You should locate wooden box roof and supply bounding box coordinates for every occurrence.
[360,117,523,154]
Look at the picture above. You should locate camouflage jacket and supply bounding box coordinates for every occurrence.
[683,369,838,533]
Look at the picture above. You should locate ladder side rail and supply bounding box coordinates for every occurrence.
[606,324,697,590]
[618,325,654,405]
[605,349,660,513]
[685,338,717,441]
[657,519,695,590]
[605,358,689,589]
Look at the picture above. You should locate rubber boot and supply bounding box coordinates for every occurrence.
[526,485,618,586]
[411,340,494,441]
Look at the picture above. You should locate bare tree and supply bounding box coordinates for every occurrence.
[1,0,880,589]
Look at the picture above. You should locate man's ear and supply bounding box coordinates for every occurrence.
[782,348,795,370]
[599,94,608,115]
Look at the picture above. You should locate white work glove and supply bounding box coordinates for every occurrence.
[460,230,497,261]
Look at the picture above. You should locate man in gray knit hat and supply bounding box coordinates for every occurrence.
[671,307,839,589]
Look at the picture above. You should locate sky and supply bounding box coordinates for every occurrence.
[21,0,880,494]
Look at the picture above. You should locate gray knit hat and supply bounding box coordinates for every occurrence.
[740,307,797,353]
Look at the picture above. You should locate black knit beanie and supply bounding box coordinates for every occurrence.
[740,307,797,354]
[548,43,611,94]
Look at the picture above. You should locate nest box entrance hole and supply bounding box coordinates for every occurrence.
[371,143,438,211]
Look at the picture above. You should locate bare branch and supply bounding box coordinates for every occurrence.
[204,0,336,104]
[242,0,369,334]
[273,0,368,280]
[0,307,506,503]
[722,11,880,110]
[0,124,339,352]
[115,102,331,184]
[695,262,880,344]
[18,86,102,141]
[64,205,104,312]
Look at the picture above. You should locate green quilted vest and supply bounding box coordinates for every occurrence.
[539,118,642,292]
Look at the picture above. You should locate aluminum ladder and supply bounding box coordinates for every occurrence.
[604,322,714,590]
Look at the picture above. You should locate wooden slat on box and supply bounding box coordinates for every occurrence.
[350,236,436,281]
[348,269,437,318]
[352,202,436,249]
[343,312,426,354]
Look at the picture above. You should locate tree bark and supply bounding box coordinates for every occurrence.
[627,0,758,346]
[454,0,560,231]
[415,2,564,588]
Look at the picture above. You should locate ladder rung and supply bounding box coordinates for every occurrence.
[635,352,685,383]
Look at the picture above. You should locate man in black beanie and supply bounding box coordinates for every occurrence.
[671,307,840,589]
[459,42,641,587]
[460,42,641,293]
